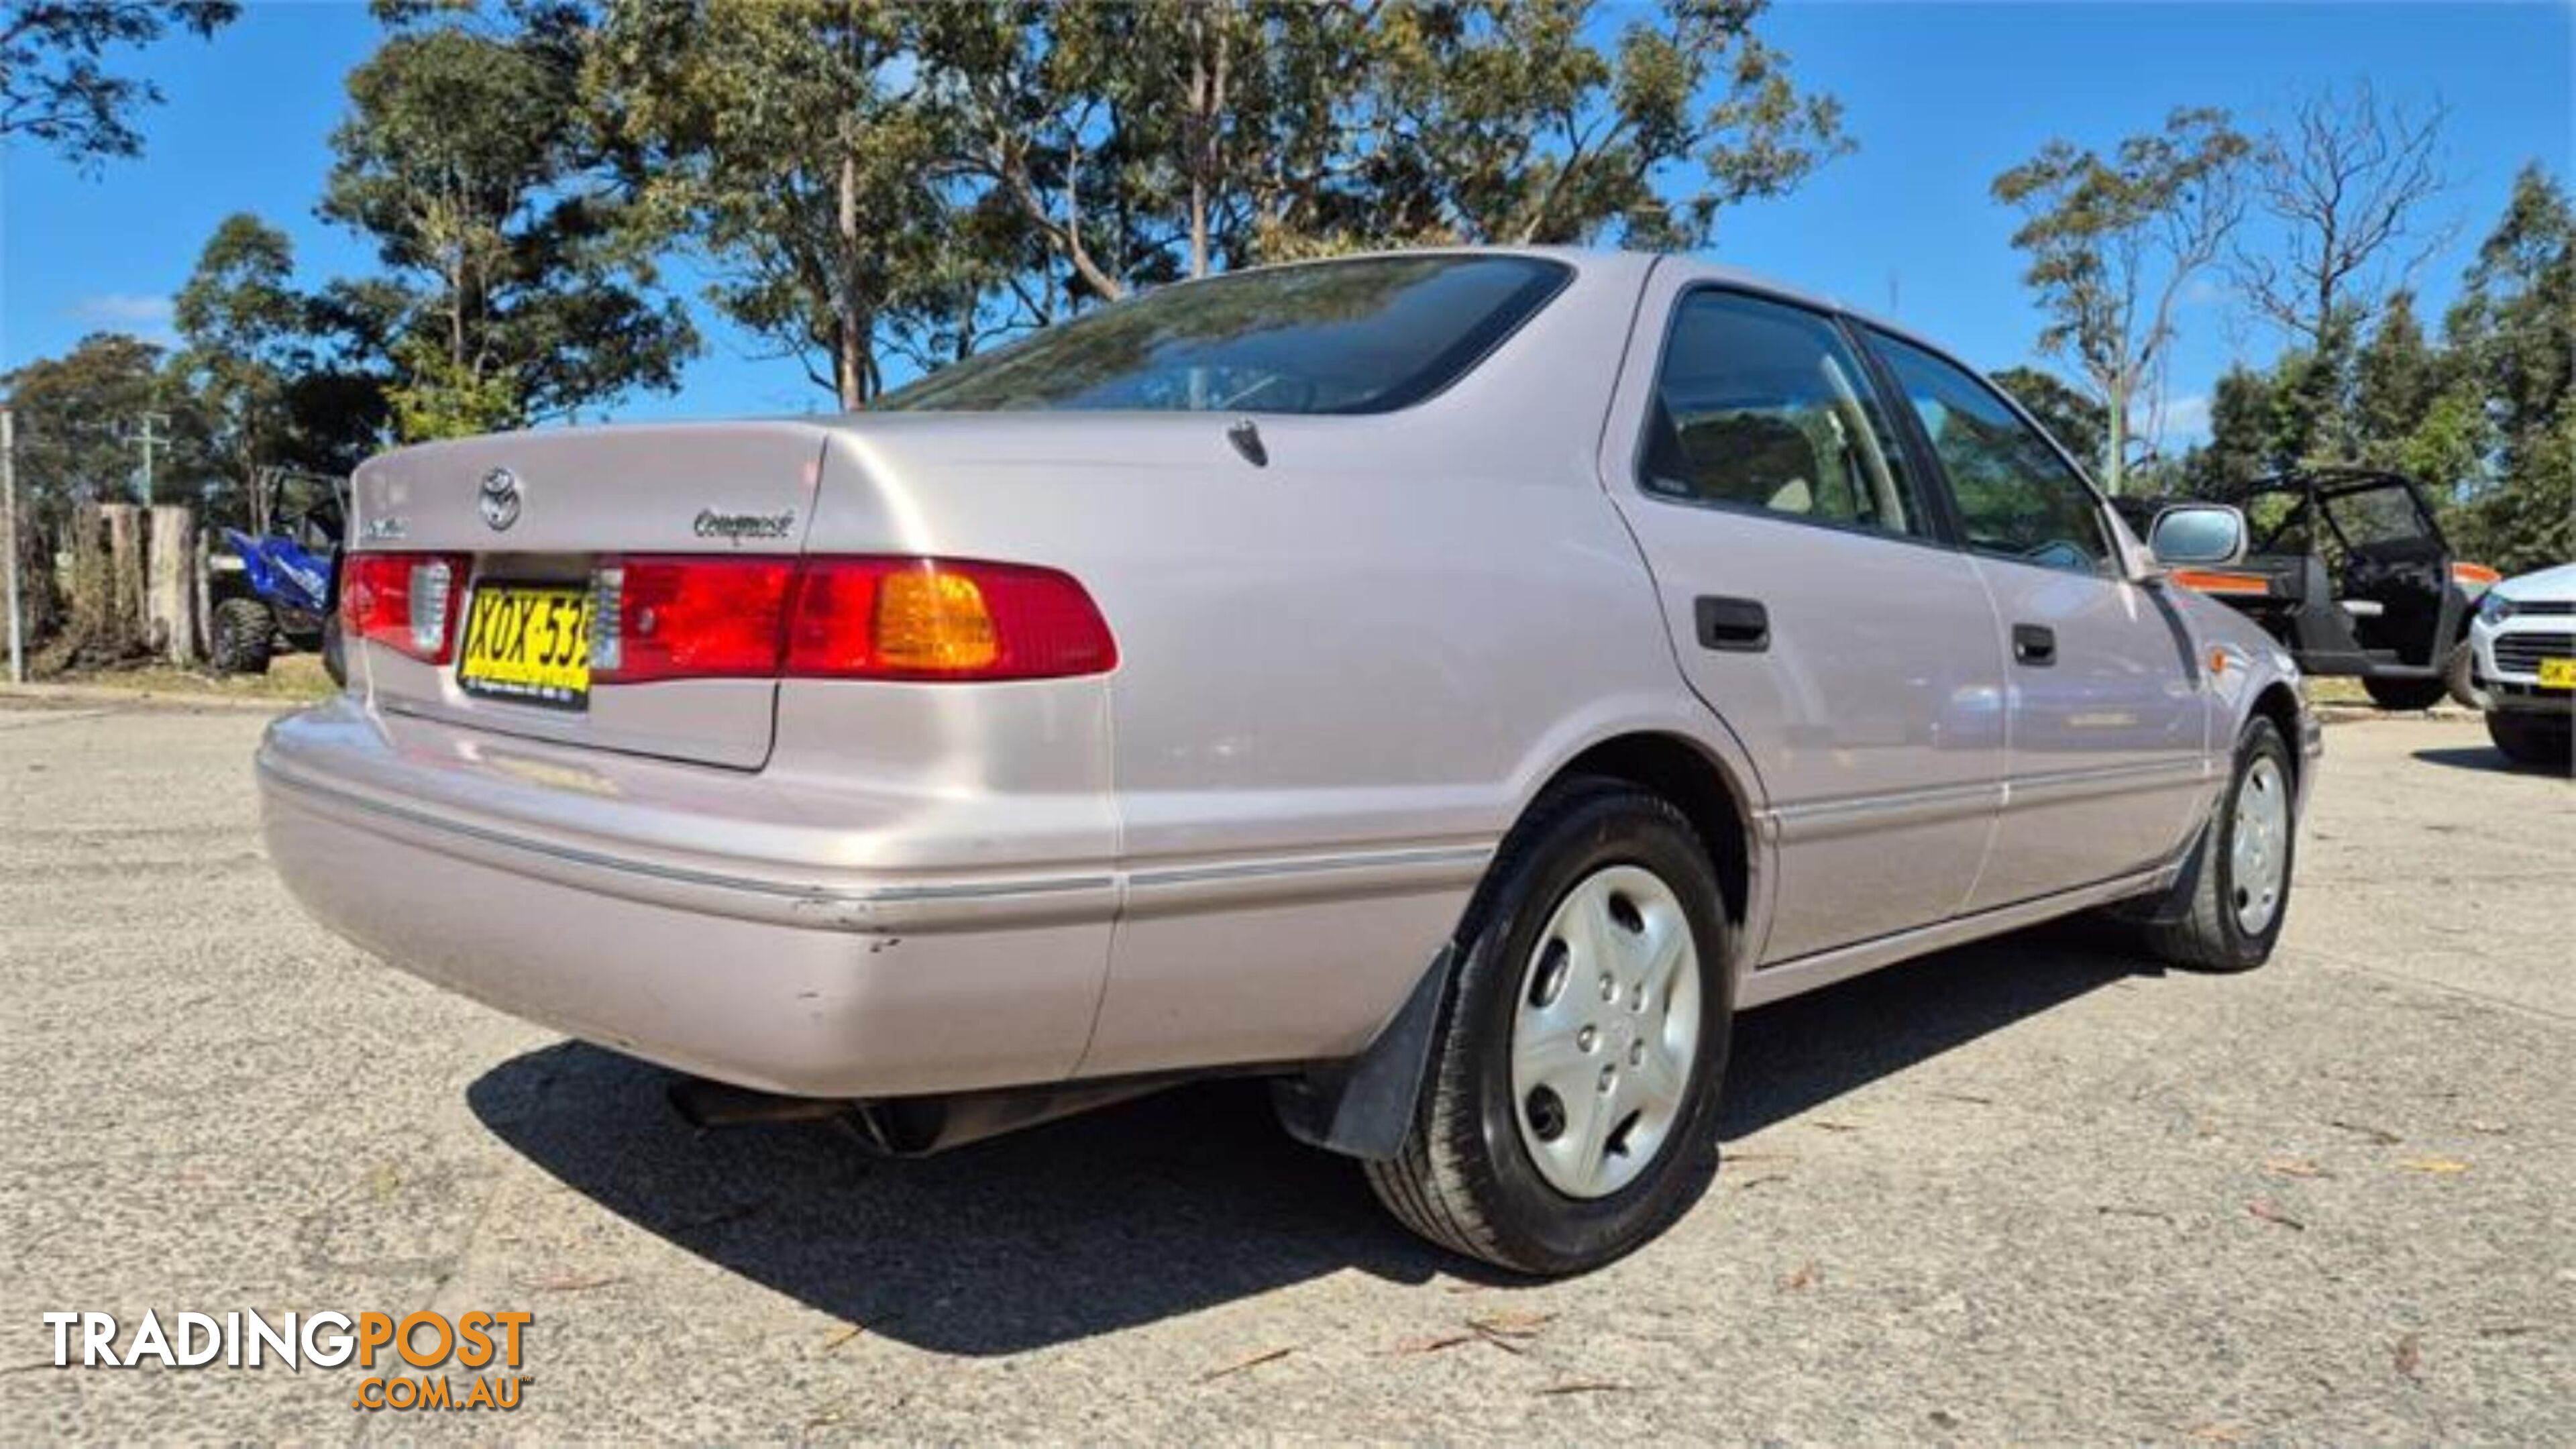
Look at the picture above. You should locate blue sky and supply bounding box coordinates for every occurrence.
[3,1,2569,447]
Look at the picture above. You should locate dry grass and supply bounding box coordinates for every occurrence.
[44,651,337,704]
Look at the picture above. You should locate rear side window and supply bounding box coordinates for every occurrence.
[877,255,1569,415]
[1639,290,1927,538]
[1871,332,2114,576]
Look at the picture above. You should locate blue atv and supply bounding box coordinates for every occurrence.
[207,473,344,678]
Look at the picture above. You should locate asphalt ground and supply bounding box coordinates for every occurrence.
[1,696,2568,1442]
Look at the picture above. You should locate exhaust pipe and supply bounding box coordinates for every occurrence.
[665,1073,1171,1155]
[666,1077,853,1130]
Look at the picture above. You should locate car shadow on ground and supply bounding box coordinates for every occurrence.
[467,916,2155,1356]
[2412,745,2558,775]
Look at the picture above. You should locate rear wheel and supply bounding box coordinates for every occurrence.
[208,598,276,676]
[2486,712,2573,772]
[2143,717,2296,972]
[1365,780,1732,1275]
[2363,676,2449,711]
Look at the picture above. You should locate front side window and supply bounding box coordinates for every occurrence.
[1872,332,2114,576]
[1640,290,1925,538]
[877,255,1568,415]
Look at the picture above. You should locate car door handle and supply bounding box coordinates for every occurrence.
[2012,623,2057,667]
[1694,596,1769,653]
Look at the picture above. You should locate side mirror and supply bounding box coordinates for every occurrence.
[2149,503,2248,567]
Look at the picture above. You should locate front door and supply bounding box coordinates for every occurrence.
[1606,285,2008,963]
[1867,331,2209,906]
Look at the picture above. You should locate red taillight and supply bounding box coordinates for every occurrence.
[341,552,468,663]
[785,557,1118,680]
[590,555,1114,684]
[590,557,796,683]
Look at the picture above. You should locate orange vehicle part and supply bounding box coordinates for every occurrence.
[2168,568,2274,597]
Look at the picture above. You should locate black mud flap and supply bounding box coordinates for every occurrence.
[2108,820,2212,928]
[1269,945,1453,1162]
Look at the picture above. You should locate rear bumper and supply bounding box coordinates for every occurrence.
[257,698,1117,1097]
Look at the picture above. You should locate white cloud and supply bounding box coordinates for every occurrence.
[70,292,178,344]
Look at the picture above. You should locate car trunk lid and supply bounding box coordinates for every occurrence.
[346,421,830,770]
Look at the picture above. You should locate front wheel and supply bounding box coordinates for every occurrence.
[2143,717,2297,971]
[1366,780,1732,1275]
[2486,712,2573,772]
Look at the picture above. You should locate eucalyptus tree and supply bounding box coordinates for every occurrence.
[1,0,237,168]
[588,0,964,409]
[1994,108,2250,493]
[324,3,694,439]
[2442,165,2573,572]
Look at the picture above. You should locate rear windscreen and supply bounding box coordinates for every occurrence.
[877,255,1570,415]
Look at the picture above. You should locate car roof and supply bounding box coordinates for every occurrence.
[1223,244,1972,356]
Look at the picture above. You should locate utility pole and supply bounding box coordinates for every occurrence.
[131,410,171,506]
[3,408,21,685]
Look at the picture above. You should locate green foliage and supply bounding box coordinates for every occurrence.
[2182,365,2279,496]
[168,214,390,525]
[2351,292,2440,467]
[1992,107,2250,492]
[932,1,1842,289]
[0,333,207,529]
[2441,165,2574,573]
[323,4,695,438]
[384,336,523,441]
[584,0,1843,409]
[0,0,238,168]
[1353,0,1849,253]
[1990,366,2108,472]
[2167,166,2571,577]
[588,0,957,408]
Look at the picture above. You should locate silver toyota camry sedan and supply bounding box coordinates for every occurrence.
[260,248,2318,1274]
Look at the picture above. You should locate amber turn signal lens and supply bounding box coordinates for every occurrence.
[875,568,1000,672]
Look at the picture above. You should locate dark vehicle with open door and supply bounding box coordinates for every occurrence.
[2116,469,2497,710]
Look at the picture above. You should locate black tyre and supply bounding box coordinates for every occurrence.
[208,597,276,676]
[2363,675,2449,712]
[2486,712,2573,772]
[1366,779,1733,1275]
[2143,717,2296,972]
[2443,642,2488,710]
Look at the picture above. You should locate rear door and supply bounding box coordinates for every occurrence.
[1604,282,2008,963]
[1864,331,2208,906]
[346,422,830,769]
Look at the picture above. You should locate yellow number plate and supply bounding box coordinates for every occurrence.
[2538,658,2576,690]
[457,584,592,710]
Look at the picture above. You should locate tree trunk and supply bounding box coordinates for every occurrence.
[835,148,867,411]
[1187,5,1212,279]
[193,528,214,661]
[62,503,149,666]
[146,504,197,665]
[2104,394,2129,495]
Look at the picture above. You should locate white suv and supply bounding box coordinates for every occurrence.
[2457,563,2576,768]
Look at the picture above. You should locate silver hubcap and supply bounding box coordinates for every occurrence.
[1509,865,1701,1199]
[2232,756,2289,934]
